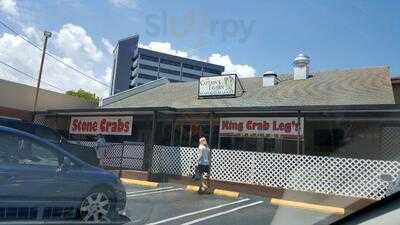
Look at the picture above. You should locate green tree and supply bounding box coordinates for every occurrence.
[66,89,100,105]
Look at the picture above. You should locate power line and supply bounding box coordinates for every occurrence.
[0,60,65,92]
[0,19,111,88]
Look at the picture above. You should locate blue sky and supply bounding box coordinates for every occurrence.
[0,0,399,96]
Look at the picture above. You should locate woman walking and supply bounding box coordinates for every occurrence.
[197,137,211,194]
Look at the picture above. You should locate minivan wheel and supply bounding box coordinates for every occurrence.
[80,189,113,222]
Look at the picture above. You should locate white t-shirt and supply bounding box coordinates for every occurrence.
[198,144,210,166]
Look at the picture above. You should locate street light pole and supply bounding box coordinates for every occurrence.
[33,31,52,118]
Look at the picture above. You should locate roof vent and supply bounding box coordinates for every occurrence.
[263,71,277,87]
[293,54,310,80]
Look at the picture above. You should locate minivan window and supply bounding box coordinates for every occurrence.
[18,138,60,167]
[34,126,61,144]
[0,132,19,164]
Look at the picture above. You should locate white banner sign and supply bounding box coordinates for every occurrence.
[219,117,304,138]
[69,116,133,135]
[199,75,236,97]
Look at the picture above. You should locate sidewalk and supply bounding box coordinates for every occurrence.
[157,175,375,215]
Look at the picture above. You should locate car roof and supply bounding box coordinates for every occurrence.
[0,125,46,140]
[0,125,86,166]
[0,117,59,133]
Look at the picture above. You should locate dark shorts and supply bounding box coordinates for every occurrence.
[198,165,210,174]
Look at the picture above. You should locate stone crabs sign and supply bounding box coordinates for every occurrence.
[219,117,304,139]
[69,116,133,135]
[198,74,236,97]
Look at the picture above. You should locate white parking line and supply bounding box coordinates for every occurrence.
[126,186,175,194]
[127,188,184,197]
[146,198,250,225]
[181,201,264,225]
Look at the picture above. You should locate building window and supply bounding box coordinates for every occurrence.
[140,54,159,62]
[139,63,158,71]
[159,68,181,76]
[138,73,157,80]
[160,58,181,67]
[314,129,344,151]
[182,72,200,79]
[204,67,221,74]
[155,121,173,145]
[169,79,182,83]
[183,63,201,71]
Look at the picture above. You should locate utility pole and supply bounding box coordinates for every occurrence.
[33,31,52,118]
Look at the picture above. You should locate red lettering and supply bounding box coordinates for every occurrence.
[246,121,252,130]
[273,121,278,130]
[111,122,117,132]
[222,120,243,131]
[92,122,98,132]
[124,122,130,132]
[106,121,112,132]
[72,119,78,131]
[263,121,269,130]
[100,119,107,132]
[222,121,230,130]
[117,119,124,132]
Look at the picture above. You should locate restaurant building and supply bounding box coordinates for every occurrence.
[35,54,399,165]
[33,55,400,200]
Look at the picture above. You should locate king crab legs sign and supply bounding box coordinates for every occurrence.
[69,116,133,135]
[219,117,304,139]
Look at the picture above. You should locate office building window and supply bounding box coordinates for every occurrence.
[139,64,158,71]
[182,72,200,79]
[140,54,159,62]
[183,63,201,71]
[160,58,181,67]
[138,73,157,80]
[204,67,221,74]
[159,68,181,76]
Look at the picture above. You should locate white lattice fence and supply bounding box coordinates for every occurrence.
[151,145,400,199]
[100,143,145,170]
[69,141,145,170]
[152,145,198,176]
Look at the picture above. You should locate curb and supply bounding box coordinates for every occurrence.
[213,189,240,198]
[120,178,159,188]
[270,198,345,215]
[185,185,240,198]
[185,185,200,192]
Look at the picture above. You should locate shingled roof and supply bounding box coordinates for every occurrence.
[102,66,395,110]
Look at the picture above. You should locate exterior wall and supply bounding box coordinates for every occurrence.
[0,106,32,120]
[0,79,97,112]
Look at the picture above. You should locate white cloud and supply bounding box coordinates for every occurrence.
[139,42,189,58]
[0,0,18,16]
[109,0,136,8]
[0,26,112,98]
[102,38,114,55]
[208,53,256,78]
[55,24,103,62]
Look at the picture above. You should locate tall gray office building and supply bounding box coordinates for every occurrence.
[110,35,225,95]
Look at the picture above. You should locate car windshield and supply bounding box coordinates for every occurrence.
[0,1,399,224]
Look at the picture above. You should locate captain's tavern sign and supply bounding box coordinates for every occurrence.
[198,75,236,97]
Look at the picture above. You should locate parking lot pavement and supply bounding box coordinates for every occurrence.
[122,183,344,225]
